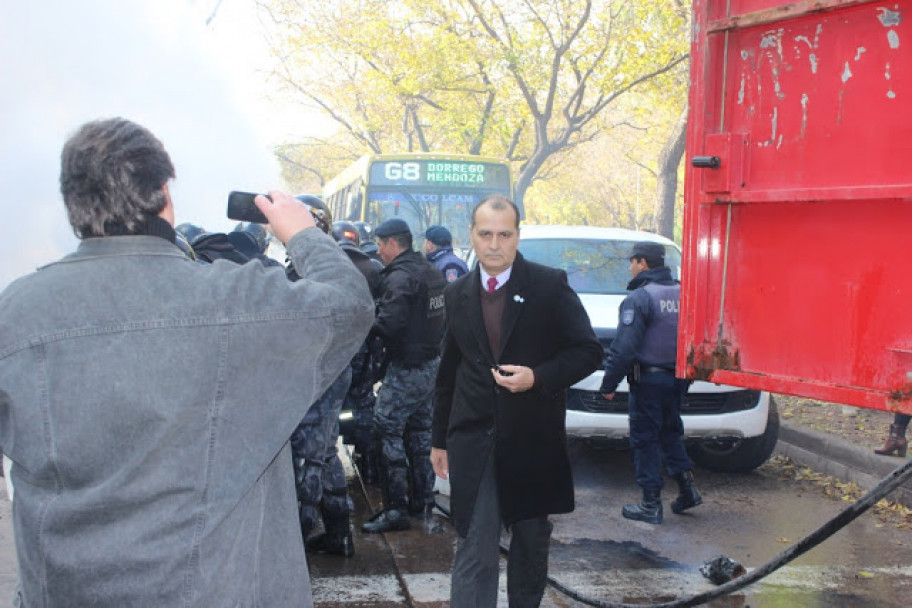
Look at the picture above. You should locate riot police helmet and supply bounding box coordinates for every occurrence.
[175,222,206,244]
[173,232,197,261]
[232,221,271,254]
[294,194,332,234]
[353,221,374,243]
[331,221,360,246]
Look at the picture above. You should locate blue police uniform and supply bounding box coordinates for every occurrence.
[426,246,469,283]
[601,263,701,523]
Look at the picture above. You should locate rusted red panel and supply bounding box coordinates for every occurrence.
[681,0,912,413]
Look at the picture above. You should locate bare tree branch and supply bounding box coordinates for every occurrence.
[274,151,327,187]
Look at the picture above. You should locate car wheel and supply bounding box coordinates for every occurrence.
[689,397,780,473]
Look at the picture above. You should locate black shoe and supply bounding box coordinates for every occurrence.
[361,509,411,534]
[670,471,703,514]
[622,488,663,524]
[305,532,355,557]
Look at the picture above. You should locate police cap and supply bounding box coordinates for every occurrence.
[629,241,665,262]
[374,218,411,238]
[421,225,452,246]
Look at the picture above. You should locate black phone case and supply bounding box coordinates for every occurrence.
[227,191,269,224]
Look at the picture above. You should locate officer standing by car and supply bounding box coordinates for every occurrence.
[421,224,468,282]
[362,218,446,533]
[600,241,702,525]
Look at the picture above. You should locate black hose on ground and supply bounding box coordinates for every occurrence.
[432,456,912,607]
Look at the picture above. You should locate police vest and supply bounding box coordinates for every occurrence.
[396,259,447,366]
[636,282,680,368]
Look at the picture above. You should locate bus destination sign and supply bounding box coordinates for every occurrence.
[370,160,509,189]
[426,162,485,184]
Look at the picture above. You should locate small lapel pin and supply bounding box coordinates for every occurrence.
[513,294,524,303]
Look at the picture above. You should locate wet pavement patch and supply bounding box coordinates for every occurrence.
[549,538,686,571]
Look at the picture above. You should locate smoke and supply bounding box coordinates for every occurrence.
[0,0,290,290]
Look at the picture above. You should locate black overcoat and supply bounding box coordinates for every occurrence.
[432,252,602,537]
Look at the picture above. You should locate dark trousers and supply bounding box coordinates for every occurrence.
[451,448,553,607]
[291,367,354,537]
[374,359,438,511]
[628,372,692,490]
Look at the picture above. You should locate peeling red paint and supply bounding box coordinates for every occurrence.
[681,0,912,415]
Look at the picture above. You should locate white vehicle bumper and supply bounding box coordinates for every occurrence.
[565,372,771,440]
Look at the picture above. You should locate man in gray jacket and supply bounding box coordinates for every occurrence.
[0,118,374,607]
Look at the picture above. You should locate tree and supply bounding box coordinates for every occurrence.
[655,107,688,239]
[259,0,690,208]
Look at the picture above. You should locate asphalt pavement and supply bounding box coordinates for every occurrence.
[0,420,908,605]
[776,420,912,508]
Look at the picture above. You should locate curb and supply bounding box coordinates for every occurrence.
[775,421,912,508]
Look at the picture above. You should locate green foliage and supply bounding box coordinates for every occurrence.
[262,0,691,228]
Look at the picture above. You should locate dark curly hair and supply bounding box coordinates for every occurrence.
[60,118,176,238]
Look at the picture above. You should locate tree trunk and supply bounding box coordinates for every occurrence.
[656,107,688,240]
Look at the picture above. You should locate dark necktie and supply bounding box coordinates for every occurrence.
[487,277,498,294]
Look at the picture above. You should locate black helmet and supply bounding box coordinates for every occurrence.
[353,221,373,243]
[173,232,197,261]
[331,221,360,245]
[295,194,332,234]
[175,222,206,244]
[232,222,271,254]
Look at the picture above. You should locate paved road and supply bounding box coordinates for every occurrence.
[309,441,912,607]
[2,440,910,607]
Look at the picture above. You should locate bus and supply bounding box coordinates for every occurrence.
[323,153,514,256]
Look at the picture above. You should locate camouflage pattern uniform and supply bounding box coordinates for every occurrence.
[374,358,439,513]
[290,366,354,539]
[348,339,380,466]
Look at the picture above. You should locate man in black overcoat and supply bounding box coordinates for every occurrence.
[431,195,602,607]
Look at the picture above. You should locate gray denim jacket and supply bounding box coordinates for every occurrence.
[0,228,373,607]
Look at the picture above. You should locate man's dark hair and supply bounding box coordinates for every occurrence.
[60,118,176,238]
[471,195,520,228]
[632,254,665,269]
[380,232,412,251]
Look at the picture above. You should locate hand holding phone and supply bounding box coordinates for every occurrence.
[493,364,514,377]
[227,191,270,224]
[229,190,316,244]
[492,364,535,393]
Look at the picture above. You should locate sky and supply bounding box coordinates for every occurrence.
[0,0,325,290]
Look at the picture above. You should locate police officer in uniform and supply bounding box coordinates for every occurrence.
[362,218,446,533]
[291,371,355,555]
[600,241,702,524]
[331,221,383,484]
[421,224,468,283]
[287,200,362,556]
[354,221,382,263]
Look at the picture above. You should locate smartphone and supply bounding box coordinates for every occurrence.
[227,191,270,224]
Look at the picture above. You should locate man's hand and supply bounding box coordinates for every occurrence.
[601,392,615,400]
[254,190,316,244]
[431,447,449,480]
[492,364,535,393]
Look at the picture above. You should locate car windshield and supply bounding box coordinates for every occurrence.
[518,238,682,295]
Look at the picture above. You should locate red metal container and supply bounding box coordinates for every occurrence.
[680,0,912,413]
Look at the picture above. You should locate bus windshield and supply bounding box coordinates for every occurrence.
[367,190,483,255]
[325,155,513,257]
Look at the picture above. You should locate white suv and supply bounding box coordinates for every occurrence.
[478,225,778,473]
